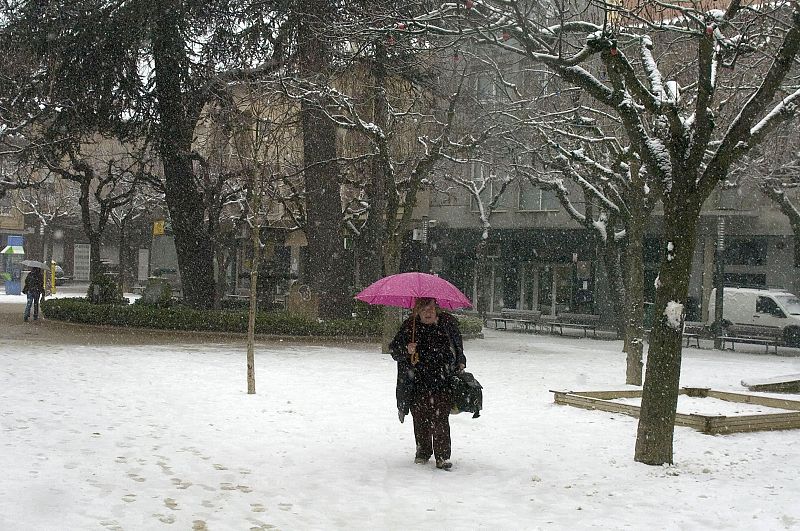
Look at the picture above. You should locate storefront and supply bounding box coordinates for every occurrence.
[424,227,599,315]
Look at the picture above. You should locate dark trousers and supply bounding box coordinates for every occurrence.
[410,390,452,461]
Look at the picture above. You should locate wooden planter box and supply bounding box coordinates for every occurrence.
[551,387,800,435]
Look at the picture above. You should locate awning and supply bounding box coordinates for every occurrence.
[1,245,25,255]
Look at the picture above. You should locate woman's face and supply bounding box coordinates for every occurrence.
[418,301,438,325]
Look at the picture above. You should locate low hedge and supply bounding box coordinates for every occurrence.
[41,298,484,338]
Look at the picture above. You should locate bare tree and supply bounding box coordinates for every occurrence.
[109,186,160,292]
[43,139,155,290]
[731,125,800,268]
[415,0,800,464]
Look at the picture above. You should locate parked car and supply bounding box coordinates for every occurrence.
[705,287,800,346]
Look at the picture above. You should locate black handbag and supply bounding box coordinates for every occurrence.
[450,371,482,418]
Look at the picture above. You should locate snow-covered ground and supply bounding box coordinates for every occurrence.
[2,292,800,530]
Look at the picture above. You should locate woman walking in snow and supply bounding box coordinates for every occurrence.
[390,297,466,470]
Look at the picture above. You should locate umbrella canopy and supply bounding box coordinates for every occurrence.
[355,272,472,310]
[20,259,45,269]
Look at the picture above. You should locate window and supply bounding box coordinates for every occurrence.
[0,195,12,216]
[518,181,559,212]
[723,273,766,287]
[775,295,800,316]
[724,238,767,266]
[475,72,497,102]
[469,163,509,212]
[757,296,785,317]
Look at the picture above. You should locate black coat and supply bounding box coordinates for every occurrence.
[389,312,466,421]
[22,270,44,296]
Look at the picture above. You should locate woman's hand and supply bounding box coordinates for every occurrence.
[407,343,419,365]
[457,363,466,373]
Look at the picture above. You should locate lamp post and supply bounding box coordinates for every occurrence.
[713,216,726,349]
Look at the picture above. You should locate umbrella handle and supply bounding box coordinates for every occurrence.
[410,311,419,365]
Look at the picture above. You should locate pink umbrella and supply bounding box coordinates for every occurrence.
[354,272,472,310]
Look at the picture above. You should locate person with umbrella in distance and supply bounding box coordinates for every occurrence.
[22,264,45,322]
[389,297,466,470]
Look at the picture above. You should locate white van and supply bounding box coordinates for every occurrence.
[706,288,800,346]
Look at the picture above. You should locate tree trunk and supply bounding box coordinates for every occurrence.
[45,229,55,294]
[794,222,800,269]
[601,238,627,339]
[298,0,351,320]
[89,235,102,284]
[380,236,402,353]
[623,198,647,386]
[475,240,490,321]
[152,2,216,309]
[358,43,390,289]
[634,203,700,465]
[215,250,229,309]
[247,222,260,395]
[118,226,128,292]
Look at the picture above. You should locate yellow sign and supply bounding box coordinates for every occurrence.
[50,261,57,295]
[153,220,165,236]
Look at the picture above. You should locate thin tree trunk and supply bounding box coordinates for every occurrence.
[89,235,102,284]
[635,203,700,465]
[624,195,646,386]
[476,241,490,321]
[601,239,626,338]
[247,223,261,395]
[117,222,131,293]
[45,230,55,294]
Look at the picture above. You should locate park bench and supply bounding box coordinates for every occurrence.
[720,324,782,354]
[642,328,703,347]
[681,321,704,347]
[491,309,542,332]
[683,333,701,348]
[547,313,600,337]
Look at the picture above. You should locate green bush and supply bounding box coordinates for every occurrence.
[42,297,382,337]
[87,274,127,305]
[41,298,484,338]
[133,278,174,308]
[455,315,484,336]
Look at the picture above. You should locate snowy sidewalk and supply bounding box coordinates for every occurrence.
[2,304,800,529]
